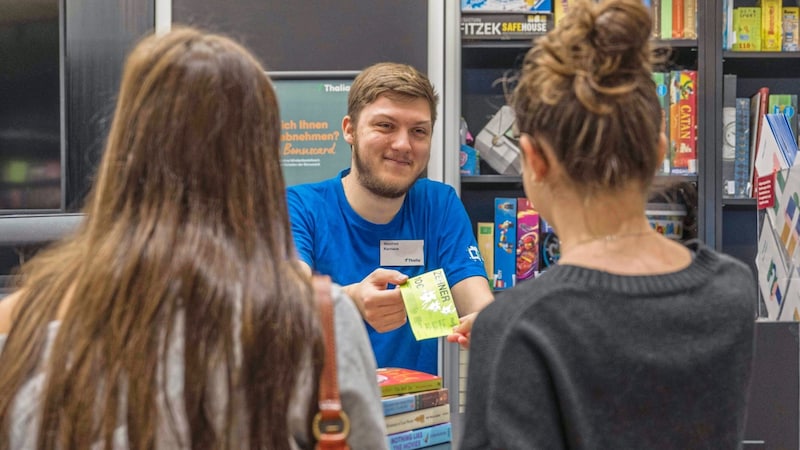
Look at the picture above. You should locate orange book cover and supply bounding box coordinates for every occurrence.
[377,367,443,397]
[672,0,685,38]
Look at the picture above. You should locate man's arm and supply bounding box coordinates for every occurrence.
[297,260,409,333]
[447,275,494,348]
[451,275,493,316]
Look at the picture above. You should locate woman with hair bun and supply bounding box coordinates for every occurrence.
[462,0,756,448]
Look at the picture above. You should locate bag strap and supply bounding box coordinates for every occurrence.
[311,275,350,449]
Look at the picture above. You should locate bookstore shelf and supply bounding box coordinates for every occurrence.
[461,174,699,186]
[460,175,522,185]
[461,41,533,49]
[462,38,698,50]
[722,197,758,207]
[655,39,699,48]
[0,179,61,189]
[723,51,800,58]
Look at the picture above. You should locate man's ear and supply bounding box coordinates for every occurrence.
[342,116,355,145]
[519,134,549,181]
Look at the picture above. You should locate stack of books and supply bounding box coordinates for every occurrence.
[378,367,453,450]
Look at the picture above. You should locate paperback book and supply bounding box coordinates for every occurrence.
[382,388,450,417]
[384,403,451,435]
[734,97,752,197]
[377,367,443,397]
[722,74,737,197]
[733,7,762,51]
[386,422,452,450]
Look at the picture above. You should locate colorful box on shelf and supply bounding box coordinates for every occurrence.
[461,13,553,40]
[474,105,522,175]
[645,203,687,241]
[461,0,552,14]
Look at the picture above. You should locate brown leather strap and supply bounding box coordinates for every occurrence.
[312,275,350,449]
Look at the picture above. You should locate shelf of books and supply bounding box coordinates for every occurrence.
[723,0,799,53]
[378,367,452,450]
[719,1,800,284]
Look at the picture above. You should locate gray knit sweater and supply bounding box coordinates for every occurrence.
[462,242,756,449]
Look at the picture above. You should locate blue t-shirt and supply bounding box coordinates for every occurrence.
[287,169,487,374]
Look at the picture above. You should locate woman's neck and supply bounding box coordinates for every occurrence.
[549,188,651,249]
[546,187,692,275]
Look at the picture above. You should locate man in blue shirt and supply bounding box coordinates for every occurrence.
[287,62,493,375]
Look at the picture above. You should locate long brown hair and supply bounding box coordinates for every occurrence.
[512,0,662,194]
[0,27,323,449]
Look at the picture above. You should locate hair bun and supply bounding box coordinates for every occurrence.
[592,0,653,65]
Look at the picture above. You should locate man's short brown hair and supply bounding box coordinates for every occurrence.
[347,62,439,127]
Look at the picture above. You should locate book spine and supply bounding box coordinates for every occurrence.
[660,0,672,40]
[733,7,762,51]
[750,87,770,197]
[761,0,782,51]
[734,98,752,198]
[670,70,697,174]
[477,222,494,287]
[652,0,662,39]
[723,0,732,49]
[381,380,443,397]
[672,0,684,38]
[783,7,800,51]
[722,74,737,197]
[493,198,517,290]
[384,404,451,435]
[683,0,697,39]
[653,71,671,174]
[554,0,570,25]
[669,70,679,172]
[382,388,450,417]
[386,422,453,450]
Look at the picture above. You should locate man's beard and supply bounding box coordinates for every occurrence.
[352,141,421,199]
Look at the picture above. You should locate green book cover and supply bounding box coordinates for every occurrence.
[477,222,494,287]
[768,94,798,143]
[733,7,762,51]
[399,269,460,341]
[652,71,670,174]
[660,0,672,40]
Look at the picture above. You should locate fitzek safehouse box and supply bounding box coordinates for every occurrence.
[461,14,553,40]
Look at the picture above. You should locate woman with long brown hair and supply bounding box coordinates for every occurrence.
[0,27,386,449]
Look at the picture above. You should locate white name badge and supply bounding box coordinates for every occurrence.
[380,240,424,266]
